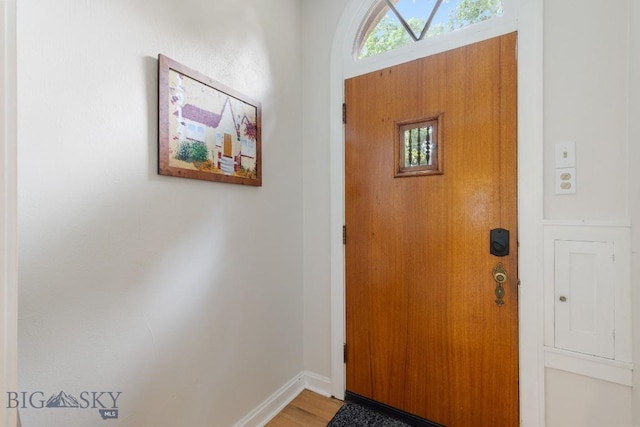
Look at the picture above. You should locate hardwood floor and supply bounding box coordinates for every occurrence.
[265,390,344,427]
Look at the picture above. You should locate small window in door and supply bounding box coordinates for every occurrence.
[395,116,442,177]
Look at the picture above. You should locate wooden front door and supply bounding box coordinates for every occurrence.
[345,33,518,426]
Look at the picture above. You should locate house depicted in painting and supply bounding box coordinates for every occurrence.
[168,69,258,179]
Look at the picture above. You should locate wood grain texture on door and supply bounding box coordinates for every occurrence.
[345,33,518,427]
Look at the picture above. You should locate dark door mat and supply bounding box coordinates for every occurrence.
[327,403,412,427]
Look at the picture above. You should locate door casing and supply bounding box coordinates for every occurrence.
[328,1,545,425]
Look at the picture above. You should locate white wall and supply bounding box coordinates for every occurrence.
[631,0,640,423]
[1,0,18,426]
[17,1,303,426]
[300,0,344,385]
[546,368,633,426]
[543,1,634,426]
[543,0,629,221]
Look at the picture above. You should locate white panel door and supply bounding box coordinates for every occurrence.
[554,240,615,358]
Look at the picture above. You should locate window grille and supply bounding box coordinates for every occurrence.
[356,0,504,59]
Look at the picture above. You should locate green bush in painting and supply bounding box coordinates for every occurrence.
[175,141,209,163]
[190,141,209,163]
[176,141,193,162]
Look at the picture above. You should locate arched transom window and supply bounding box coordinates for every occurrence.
[355,0,504,59]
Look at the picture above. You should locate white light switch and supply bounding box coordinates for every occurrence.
[556,141,576,168]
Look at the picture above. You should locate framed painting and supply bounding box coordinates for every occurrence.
[158,54,262,186]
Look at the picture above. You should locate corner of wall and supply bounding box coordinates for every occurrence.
[0,0,18,426]
[628,0,640,423]
[232,371,332,427]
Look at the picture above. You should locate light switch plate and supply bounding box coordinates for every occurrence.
[556,141,576,168]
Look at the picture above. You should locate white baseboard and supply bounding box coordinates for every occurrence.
[234,371,334,427]
[300,371,333,397]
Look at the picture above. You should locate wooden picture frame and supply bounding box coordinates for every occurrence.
[158,54,262,186]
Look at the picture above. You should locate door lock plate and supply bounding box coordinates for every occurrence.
[493,262,508,307]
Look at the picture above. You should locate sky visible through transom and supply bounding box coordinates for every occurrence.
[358,0,504,58]
[390,0,453,39]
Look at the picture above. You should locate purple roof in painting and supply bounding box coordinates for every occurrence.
[180,104,222,128]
